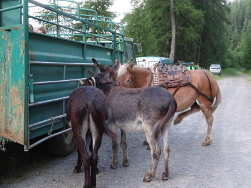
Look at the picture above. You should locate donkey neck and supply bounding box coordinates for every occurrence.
[132,67,152,88]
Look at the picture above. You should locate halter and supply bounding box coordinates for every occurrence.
[79,77,96,87]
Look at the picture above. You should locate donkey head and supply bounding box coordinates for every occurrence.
[87,58,120,94]
[117,59,135,88]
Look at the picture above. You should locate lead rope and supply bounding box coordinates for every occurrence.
[48,117,55,135]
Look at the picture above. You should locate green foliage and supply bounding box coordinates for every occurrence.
[196,0,230,68]
[70,0,116,41]
[242,35,251,69]
[222,68,239,76]
[243,69,251,82]
[123,0,172,57]
[35,0,116,41]
[229,0,251,70]
[123,0,230,67]
[175,0,204,61]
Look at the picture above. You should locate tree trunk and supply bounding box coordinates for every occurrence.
[169,0,176,63]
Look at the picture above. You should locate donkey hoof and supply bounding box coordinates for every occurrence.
[96,168,100,174]
[83,185,92,188]
[202,139,211,146]
[143,176,152,182]
[123,161,129,167]
[73,166,81,173]
[142,140,148,145]
[110,163,118,169]
[162,172,169,180]
[174,117,181,124]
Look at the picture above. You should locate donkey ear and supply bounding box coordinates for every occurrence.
[88,69,95,76]
[130,58,135,65]
[92,58,106,72]
[129,58,135,70]
[111,60,121,72]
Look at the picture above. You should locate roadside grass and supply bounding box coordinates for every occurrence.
[243,69,251,83]
[209,68,251,83]
[209,68,239,80]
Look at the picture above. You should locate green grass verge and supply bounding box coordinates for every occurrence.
[208,68,251,82]
[208,68,239,80]
[243,69,251,82]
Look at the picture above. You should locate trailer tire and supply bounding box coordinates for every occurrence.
[46,128,75,157]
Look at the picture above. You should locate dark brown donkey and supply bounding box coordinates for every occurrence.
[67,86,113,188]
[84,58,177,182]
[117,61,221,146]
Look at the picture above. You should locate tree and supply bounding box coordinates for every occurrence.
[191,0,230,68]
[169,0,176,62]
[123,0,205,64]
[35,0,116,41]
[229,0,251,69]
[72,0,117,40]
[174,0,204,64]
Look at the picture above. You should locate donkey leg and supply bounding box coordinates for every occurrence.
[110,131,119,169]
[161,121,172,180]
[73,149,82,173]
[143,133,161,182]
[120,130,129,167]
[90,132,103,188]
[88,134,99,174]
[75,138,91,188]
[174,102,201,124]
[201,106,214,146]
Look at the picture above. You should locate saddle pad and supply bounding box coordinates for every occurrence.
[153,64,191,88]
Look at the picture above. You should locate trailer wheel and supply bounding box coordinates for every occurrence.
[46,127,75,157]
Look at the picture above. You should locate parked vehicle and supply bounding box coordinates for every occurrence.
[0,0,139,156]
[136,57,173,67]
[210,64,222,75]
[181,62,195,70]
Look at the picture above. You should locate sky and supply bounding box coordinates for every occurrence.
[110,0,133,22]
[29,0,132,30]
[32,0,132,23]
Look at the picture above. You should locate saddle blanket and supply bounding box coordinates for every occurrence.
[152,63,191,88]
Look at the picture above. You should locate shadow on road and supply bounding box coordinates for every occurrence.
[0,142,58,185]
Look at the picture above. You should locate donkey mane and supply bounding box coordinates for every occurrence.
[117,64,128,77]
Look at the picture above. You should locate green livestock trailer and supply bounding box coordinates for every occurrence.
[0,0,140,156]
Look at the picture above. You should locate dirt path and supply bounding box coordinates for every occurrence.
[1,73,251,188]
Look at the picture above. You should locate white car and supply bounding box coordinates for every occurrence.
[136,57,173,67]
[210,64,221,76]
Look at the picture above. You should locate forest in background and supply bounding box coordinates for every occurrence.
[121,0,251,69]
[39,0,251,70]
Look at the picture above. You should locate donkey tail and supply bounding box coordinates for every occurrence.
[90,101,117,141]
[155,99,177,138]
[211,88,222,113]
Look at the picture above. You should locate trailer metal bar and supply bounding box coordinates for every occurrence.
[33,78,85,85]
[29,61,94,66]
[29,96,69,107]
[29,114,66,129]
[25,127,71,151]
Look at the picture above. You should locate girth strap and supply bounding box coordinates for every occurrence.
[187,70,214,103]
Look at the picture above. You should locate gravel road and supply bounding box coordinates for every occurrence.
[1,73,251,188]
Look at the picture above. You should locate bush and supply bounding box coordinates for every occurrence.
[222,68,239,76]
[243,69,251,82]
